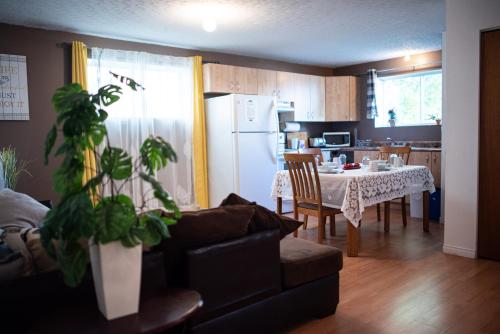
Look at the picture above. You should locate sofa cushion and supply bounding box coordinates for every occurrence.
[280,236,343,289]
[220,193,302,239]
[0,189,48,229]
[0,239,25,281]
[157,205,255,285]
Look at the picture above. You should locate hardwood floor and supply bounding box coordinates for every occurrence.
[285,207,500,334]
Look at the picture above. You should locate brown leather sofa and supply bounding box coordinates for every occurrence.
[162,229,343,334]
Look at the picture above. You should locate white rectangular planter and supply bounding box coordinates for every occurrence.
[89,240,142,320]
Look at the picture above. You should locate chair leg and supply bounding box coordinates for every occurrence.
[303,215,308,230]
[318,216,326,243]
[330,215,336,236]
[377,203,381,221]
[293,208,299,238]
[401,196,407,226]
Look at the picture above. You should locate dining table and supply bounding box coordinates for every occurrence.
[271,165,436,257]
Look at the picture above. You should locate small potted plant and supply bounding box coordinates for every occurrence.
[388,108,397,127]
[42,73,180,320]
[428,114,442,126]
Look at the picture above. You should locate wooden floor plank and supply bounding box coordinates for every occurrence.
[285,207,500,334]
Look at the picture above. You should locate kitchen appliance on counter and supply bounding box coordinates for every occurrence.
[309,137,326,147]
[323,131,351,147]
[205,94,280,210]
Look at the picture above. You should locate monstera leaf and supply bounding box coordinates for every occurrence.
[140,136,177,175]
[101,147,132,180]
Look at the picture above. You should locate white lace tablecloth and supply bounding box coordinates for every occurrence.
[271,166,435,227]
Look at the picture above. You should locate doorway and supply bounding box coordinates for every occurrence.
[478,28,500,260]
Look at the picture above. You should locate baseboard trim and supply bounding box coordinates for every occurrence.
[443,244,476,258]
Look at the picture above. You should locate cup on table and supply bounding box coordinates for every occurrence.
[368,160,379,172]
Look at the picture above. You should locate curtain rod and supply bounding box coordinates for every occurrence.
[351,60,442,77]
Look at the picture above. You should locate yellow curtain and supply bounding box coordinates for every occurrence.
[72,41,98,204]
[192,56,209,208]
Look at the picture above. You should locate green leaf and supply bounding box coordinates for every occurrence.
[139,172,181,218]
[44,125,57,165]
[94,195,136,244]
[110,71,145,91]
[89,124,107,147]
[97,84,122,107]
[101,147,132,180]
[57,241,88,287]
[140,136,177,175]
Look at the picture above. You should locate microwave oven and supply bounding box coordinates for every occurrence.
[322,132,351,147]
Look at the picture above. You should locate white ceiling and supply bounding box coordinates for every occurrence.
[0,0,445,67]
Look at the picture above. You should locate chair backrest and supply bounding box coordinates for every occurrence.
[298,147,324,163]
[378,146,412,164]
[284,153,322,206]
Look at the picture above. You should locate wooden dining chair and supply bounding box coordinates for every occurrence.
[376,146,412,226]
[298,147,324,163]
[284,153,341,243]
[297,148,324,229]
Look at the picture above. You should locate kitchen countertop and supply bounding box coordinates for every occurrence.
[342,146,441,152]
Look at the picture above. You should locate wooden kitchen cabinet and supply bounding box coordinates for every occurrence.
[293,73,311,121]
[203,63,234,93]
[203,64,258,94]
[276,71,296,101]
[310,75,326,121]
[233,66,258,94]
[257,69,277,96]
[408,151,432,170]
[408,151,441,188]
[325,76,359,122]
[293,73,326,122]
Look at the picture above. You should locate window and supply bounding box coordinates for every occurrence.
[87,48,195,209]
[375,70,442,127]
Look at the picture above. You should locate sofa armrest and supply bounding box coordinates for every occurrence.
[186,229,281,324]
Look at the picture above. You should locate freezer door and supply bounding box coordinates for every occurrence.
[233,132,277,210]
[232,95,277,132]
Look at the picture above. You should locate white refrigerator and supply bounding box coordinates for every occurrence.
[205,94,278,210]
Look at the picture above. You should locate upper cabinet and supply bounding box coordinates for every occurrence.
[257,69,277,96]
[293,73,325,122]
[203,64,258,94]
[310,75,326,121]
[203,63,330,123]
[276,71,295,101]
[325,76,360,122]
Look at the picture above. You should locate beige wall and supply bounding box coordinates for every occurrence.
[443,0,500,258]
[0,23,332,202]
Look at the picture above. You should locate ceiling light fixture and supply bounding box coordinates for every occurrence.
[404,50,411,61]
[202,17,217,32]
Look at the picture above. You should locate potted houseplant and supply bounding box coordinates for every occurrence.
[42,73,180,320]
[0,146,31,190]
[428,114,442,126]
[388,108,397,127]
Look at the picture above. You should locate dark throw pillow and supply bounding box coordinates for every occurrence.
[157,205,255,285]
[219,193,302,239]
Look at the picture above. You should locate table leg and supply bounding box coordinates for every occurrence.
[423,191,430,232]
[347,221,359,257]
[276,197,283,215]
[384,201,390,233]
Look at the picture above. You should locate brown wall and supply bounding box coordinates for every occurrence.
[0,23,333,201]
[333,50,442,142]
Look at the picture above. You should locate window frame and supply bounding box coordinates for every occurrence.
[374,69,442,128]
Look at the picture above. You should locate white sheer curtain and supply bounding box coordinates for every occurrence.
[87,48,195,210]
